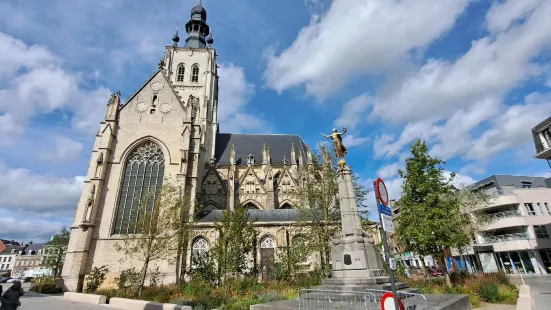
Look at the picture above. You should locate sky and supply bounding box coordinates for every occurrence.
[1,0,551,242]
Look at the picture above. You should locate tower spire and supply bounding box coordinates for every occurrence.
[172,22,180,47]
[184,1,212,48]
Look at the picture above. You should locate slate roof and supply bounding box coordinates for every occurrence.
[214,133,308,166]
[22,243,46,255]
[196,209,340,223]
[0,244,24,255]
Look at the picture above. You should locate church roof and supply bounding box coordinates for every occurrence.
[196,209,340,223]
[214,133,308,166]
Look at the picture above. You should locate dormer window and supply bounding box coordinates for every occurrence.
[521,181,532,189]
[177,63,185,82]
[191,64,199,83]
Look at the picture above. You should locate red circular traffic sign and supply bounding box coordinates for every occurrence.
[375,178,389,206]
[381,292,405,310]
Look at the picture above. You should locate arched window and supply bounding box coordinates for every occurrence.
[260,236,275,249]
[192,238,209,259]
[176,63,185,82]
[244,202,259,210]
[113,141,165,235]
[191,64,199,82]
[280,203,293,209]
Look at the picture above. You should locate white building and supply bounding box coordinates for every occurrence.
[451,175,551,275]
[0,241,25,276]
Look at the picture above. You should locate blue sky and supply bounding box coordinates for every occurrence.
[1,0,551,242]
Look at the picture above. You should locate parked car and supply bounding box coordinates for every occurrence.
[0,277,11,283]
[6,278,19,283]
[426,266,444,277]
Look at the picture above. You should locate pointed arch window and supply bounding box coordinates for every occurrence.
[191,64,199,82]
[177,63,185,82]
[192,238,209,259]
[113,141,165,235]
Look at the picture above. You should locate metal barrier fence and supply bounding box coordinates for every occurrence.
[298,289,376,310]
[366,289,429,310]
[298,289,428,310]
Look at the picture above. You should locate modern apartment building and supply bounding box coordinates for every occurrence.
[532,116,551,171]
[452,175,551,275]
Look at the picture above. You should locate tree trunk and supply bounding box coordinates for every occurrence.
[138,259,150,297]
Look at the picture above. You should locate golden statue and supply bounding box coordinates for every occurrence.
[321,128,348,158]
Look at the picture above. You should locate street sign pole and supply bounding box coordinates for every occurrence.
[374,180,399,310]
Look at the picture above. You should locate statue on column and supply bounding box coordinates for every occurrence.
[321,128,348,158]
[94,152,104,178]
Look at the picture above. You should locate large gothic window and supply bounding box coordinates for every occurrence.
[191,64,199,82]
[192,238,209,267]
[113,142,165,235]
[177,63,185,82]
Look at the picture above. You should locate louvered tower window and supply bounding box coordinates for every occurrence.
[113,141,165,235]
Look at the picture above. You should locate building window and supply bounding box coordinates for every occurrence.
[192,238,209,262]
[176,63,185,82]
[534,225,550,238]
[261,237,275,249]
[191,64,199,82]
[545,203,551,216]
[525,203,537,216]
[113,141,165,235]
[8,257,12,262]
[540,128,551,150]
[521,182,532,189]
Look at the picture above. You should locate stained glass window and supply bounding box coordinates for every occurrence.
[113,142,165,235]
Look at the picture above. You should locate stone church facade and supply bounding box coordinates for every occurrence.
[60,3,317,291]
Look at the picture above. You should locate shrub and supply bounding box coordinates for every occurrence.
[140,285,174,303]
[29,276,63,294]
[114,267,141,296]
[478,283,500,303]
[85,265,109,293]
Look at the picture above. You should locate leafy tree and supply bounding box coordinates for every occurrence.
[293,144,369,275]
[84,265,109,293]
[275,234,311,282]
[42,226,70,277]
[210,207,256,290]
[114,183,182,297]
[452,188,492,270]
[188,251,217,285]
[395,140,460,265]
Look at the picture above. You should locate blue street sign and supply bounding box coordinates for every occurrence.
[379,204,392,216]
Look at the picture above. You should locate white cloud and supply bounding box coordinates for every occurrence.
[0,162,84,216]
[334,94,372,131]
[0,32,111,143]
[444,170,477,189]
[265,0,469,100]
[486,0,543,33]
[467,94,551,160]
[39,136,84,163]
[342,134,369,148]
[217,63,269,133]
[0,211,68,242]
[377,162,402,179]
[373,1,551,162]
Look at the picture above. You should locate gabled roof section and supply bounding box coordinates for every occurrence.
[215,133,308,166]
[120,69,182,110]
[237,165,266,193]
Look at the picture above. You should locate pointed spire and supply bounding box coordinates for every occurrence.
[306,145,313,165]
[229,142,235,165]
[172,23,180,47]
[290,143,296,164]
[105,91,121,121]
[262,143,268,165]
[298,147,304,166]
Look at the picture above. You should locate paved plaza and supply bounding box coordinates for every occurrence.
[524,275,551,310]
[1,283,111,310]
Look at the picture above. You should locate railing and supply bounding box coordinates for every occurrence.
[487,210,522,220]
[298,289,428,310]
[483,233,529,243]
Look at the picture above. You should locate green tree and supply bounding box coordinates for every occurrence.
[42,226,70,277]
[210,207,256,290]
[275,234,311,282]
[395,140,460,265]
[452,188,492,270]
[293,144,369,275]
[114,183,182,297]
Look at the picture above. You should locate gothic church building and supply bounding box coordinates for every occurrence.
[61,4,314,291]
